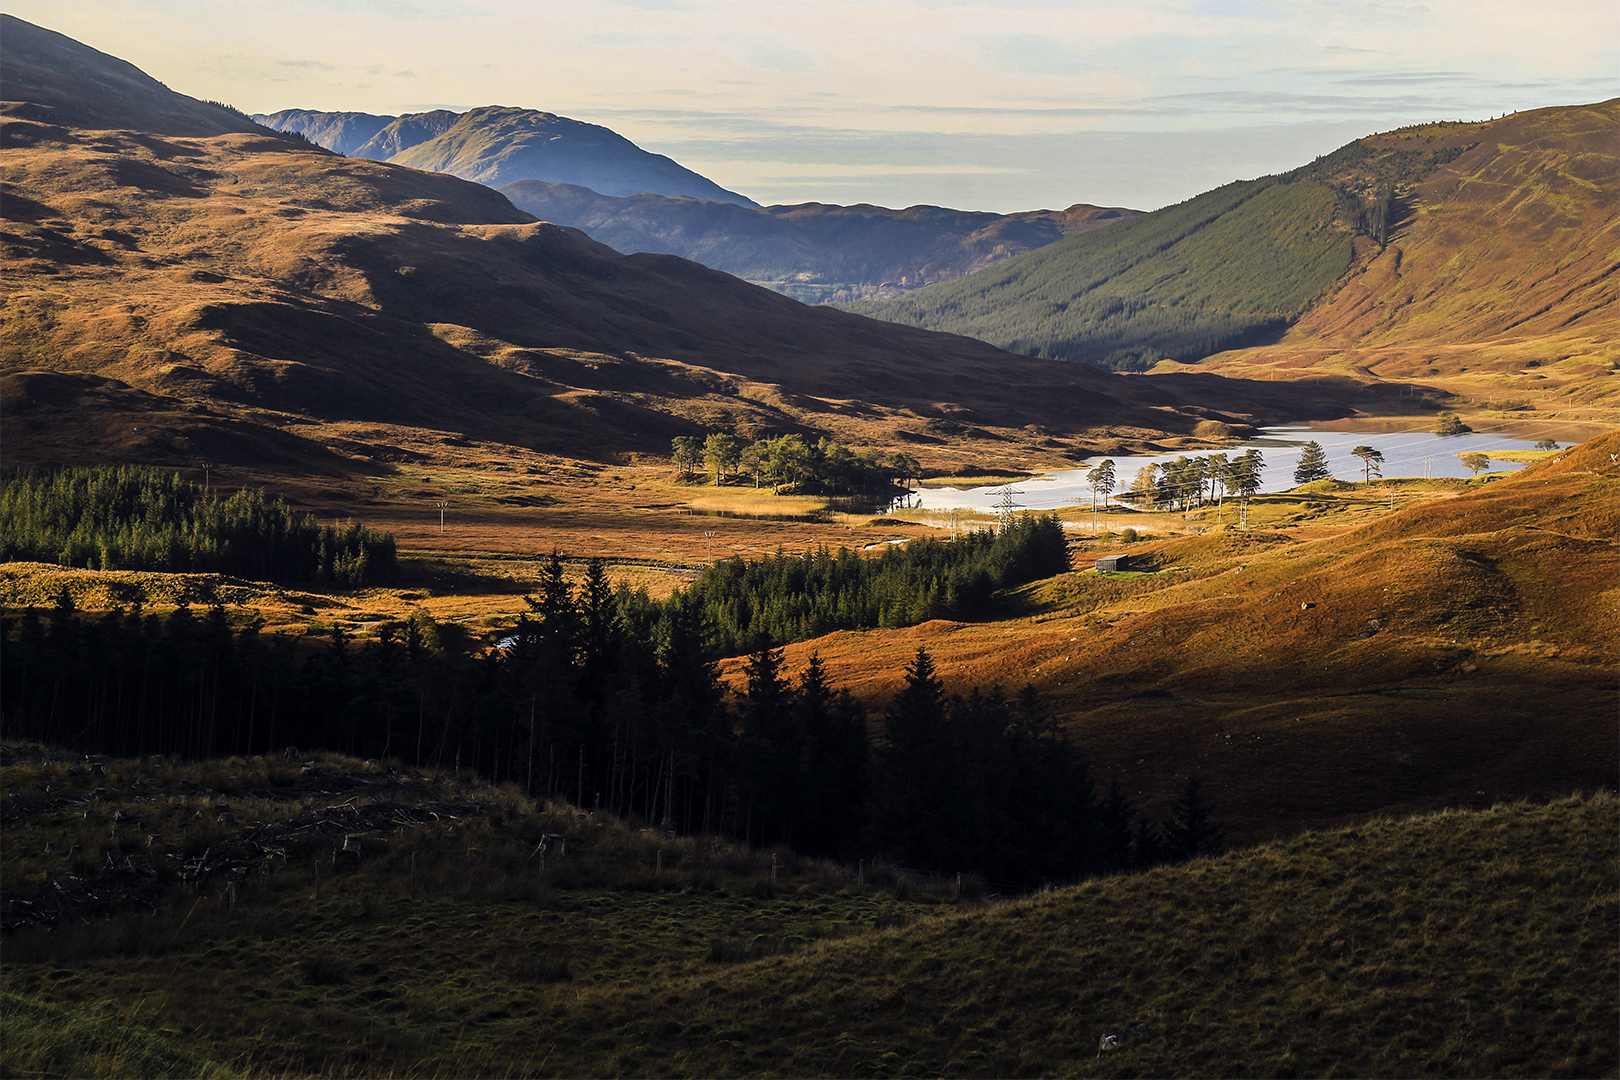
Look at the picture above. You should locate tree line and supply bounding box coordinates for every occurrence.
[662,514,1070,655]
[671,433,920,496]
[0,466,396,587]
[2,542,1221,885]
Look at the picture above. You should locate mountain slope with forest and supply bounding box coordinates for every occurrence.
[1184,100,1619,408]
[500,181,1141,302]
[849,103,1618,384]
[253,105,757,206]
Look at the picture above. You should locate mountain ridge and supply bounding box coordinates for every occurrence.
[252,105,758,206]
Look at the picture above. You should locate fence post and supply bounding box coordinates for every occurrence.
[771,853,777,887]
[657,850,662,880]
[314,857,320,901]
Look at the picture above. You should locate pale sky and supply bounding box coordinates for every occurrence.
[13,1,1618,212]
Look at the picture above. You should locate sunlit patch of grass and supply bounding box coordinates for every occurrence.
[683,490,832,518]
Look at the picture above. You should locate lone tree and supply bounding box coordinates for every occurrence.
[1460,452,1492,477]
[1434,412,1472,436]
[1535,438,1560,451]
[1350,445,1385,483]
[1293,441,1332,484]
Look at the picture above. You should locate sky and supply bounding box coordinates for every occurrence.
[14,0,1618,212]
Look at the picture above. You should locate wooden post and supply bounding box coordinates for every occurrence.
[656,850,662,880]
[771,853,777,886]
[955,872,961,901]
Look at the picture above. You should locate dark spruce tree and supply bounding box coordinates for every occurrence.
[1163,773,1226,862]
[1293,440,1332,484]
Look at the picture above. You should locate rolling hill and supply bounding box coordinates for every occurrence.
[1,15,1361,489]
[499,181,1141,302]
[752,431,1620,842]
[254,105,758,205]
[849,102,1619,394]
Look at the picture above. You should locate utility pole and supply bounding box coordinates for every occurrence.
[200,462,216,494]
[704,530,717,564]
[435,501,448,534]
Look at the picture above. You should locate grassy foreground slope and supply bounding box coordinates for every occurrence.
[552,794,1617,1079]
[1,745,1611,1078]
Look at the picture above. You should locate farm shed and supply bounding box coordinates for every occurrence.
[1094,553,1131,572]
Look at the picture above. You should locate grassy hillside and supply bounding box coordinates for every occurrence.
[848,176,1355,371]
[2,747,1612,1078]
[501,181,1141,302]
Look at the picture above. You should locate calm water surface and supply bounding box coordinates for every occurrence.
[905,421,1566,514]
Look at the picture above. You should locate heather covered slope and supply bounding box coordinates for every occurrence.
[501,180,1141,302]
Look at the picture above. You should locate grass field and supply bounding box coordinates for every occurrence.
[2,748,1613,1078]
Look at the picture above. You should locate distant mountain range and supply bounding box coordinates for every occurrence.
[499,182,1142,303]
[253,106,757,206]
[259,108,1141,302]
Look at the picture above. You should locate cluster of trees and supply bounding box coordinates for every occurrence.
[1122,450,1266,511]
[664,514,1070,654]
[671,433,919,496]
[0,466,396,587]
[1435,412,1473,436]
[3,573,1221,883]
